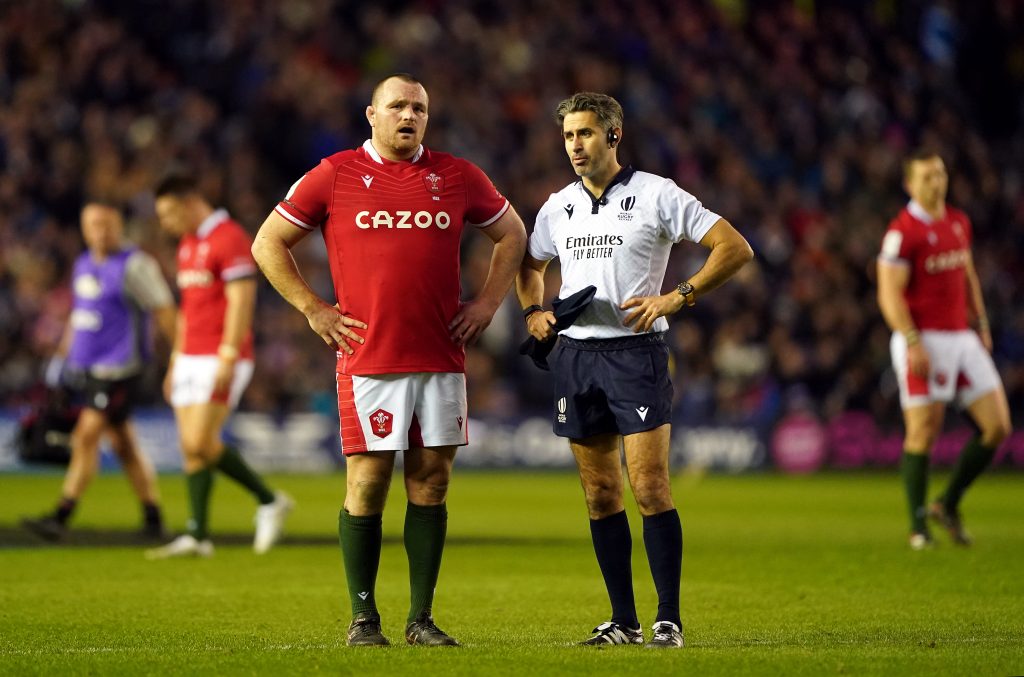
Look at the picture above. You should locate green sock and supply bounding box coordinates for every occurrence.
[404,502,448,623]
[901,452,929,533]
[339,510,382,617]
[216,445,275,504]
[186,468,214,540]
[940,435,996,511]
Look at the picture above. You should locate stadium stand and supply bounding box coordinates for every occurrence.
[1,0,1021,440]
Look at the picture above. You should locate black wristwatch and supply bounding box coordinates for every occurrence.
[523,304,544,320]
[675,282,696,307]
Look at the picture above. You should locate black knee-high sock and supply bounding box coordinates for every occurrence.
[643,509,683,628]
[339,509,383,618]
[589,511,638,629]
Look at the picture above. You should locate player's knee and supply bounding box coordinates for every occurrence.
[348,474,391,511]
[179,431,215,459]
[71,422,103,449]
[410,478,449,504]
[904,427,938,452]
[981,419,1012,447]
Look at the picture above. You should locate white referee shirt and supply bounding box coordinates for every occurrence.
[528,167,720,339]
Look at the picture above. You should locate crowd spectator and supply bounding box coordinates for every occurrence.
[2,0,1022,434]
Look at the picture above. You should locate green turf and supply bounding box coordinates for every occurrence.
[1,469,1022,675]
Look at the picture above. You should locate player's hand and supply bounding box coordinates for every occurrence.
[306,302,366,355]
[213,357,235,398]
[621,293,684,333]
[449,300,495,346]
[526,310,557,342]
[907,343,930,380]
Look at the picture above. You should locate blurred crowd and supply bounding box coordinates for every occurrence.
[2,0,1022,433]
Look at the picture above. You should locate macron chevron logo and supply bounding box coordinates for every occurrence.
[636,406,649,421]
[357,591,369,600]
[362,175,374,188]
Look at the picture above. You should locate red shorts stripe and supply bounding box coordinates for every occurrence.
[409,414,424,449]
[336,373,368,454]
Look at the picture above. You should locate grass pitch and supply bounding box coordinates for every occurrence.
[1,469,1022,676]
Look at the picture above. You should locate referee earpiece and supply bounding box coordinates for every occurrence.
[607,129,619,148]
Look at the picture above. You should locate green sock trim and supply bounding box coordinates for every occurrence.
[186,468,214,540]
[941,435,996,511]
[405,502,448,623]
[216,445,275,504]
[339,510,383,616]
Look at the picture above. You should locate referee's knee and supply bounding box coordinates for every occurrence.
[630,478,674,516]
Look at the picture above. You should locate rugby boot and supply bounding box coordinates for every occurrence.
[347,613,389,646]
[405,612,459,646]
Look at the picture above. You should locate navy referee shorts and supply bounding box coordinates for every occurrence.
[551,332,673,439]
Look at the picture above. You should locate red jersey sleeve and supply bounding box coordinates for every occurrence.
[275,158,337,230]
[879,216,918,265]
[459,160,510,227]
[216,223,257,282]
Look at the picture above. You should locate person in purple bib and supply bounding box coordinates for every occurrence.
[22,201,177,542]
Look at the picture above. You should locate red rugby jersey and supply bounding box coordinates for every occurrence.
[275,140,509,375]
[878,201,972,331]
[176,209,256,357]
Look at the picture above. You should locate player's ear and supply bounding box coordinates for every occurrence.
[366,105,375,127]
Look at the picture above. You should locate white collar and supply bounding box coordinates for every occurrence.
[907,200,940,225]
[196,208,229,239]
[362,139,424,165]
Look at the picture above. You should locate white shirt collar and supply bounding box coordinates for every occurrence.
[197,208,229,239]
[362,139,424,165]
[907,200,937,224]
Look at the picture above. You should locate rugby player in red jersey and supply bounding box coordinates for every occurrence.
[252,73,526,646]
[147,175,293,559]
[877,151,1012,550]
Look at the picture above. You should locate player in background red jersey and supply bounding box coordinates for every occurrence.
[146,174,293,560]
[877,151,1011,550]
[252,74,527,646]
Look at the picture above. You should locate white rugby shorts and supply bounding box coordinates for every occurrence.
[169,354,254,409]
[336,372,468,455]
[890,329,1001,409]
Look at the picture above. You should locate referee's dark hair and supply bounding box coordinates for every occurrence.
[555,92,624,134]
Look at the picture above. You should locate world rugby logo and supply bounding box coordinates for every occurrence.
[618,195,635,221]
[557,397,567,424]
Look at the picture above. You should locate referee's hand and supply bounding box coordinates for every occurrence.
[526,310,556,342]
[306,302,366,354]
[621,293,683,333]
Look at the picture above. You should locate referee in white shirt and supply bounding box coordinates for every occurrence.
[516,92,752,648]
